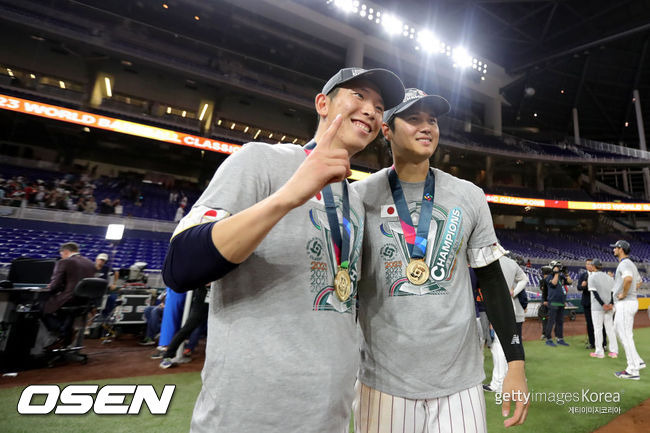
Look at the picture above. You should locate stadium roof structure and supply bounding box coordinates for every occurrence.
[2,0,650,150]
[380,0,650,146]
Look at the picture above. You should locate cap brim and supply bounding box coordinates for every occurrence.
[384,94,451,123]
[340,68,405,109]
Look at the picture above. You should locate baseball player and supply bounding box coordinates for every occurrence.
[162,67,405,432]
[610,240,646,380]
[352,88,528,433]
[484,255,528,393]
[587,258,618,358]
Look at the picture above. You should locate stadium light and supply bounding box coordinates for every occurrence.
[417,30,440,54]
[199,103,208,121]
[381,13,403,36]
[452,47,473,68]
[104,77,112,98]
[106,224,125,241]
[334,0,353,13]
[59,80,65,89]
[323,1,488,77]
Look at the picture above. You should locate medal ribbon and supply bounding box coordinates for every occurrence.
[387,167,435,260]
[304,141,352,270]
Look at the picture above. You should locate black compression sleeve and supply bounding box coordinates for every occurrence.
[474,260,525,362]
[592,291,605,306]
[162,222,238,292]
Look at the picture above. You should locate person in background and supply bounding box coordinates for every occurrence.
[578,259,595,350]
[587,259,617,359]
[42,242,97,348]
[139,290,166,346]
[610,240,645,380]
[484,254,527,393]
[545,260,573,347]
[159,285,209,368]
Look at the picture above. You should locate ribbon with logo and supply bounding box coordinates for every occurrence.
[387,167,435,285]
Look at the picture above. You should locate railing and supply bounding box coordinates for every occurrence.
[569,137,650,160]
[0,205,176,233]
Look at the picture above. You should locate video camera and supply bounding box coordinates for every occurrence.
[549,260,568,274]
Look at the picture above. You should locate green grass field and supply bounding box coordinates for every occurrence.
[1,327,649,433]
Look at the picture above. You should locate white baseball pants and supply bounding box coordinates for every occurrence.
[614,300,644,375]
[353,381,487,433]
[591,309,617,356]
[489,334,508,393]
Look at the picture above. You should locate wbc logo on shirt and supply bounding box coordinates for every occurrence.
[380,202,464,296]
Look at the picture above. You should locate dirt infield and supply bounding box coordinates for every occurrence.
[2,311,648,431]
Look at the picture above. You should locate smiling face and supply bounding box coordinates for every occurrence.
[383,102,440,164]
[315,78,385,156]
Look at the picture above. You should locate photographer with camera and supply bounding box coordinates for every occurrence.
[538,265,552,340]
[545,260,573,347]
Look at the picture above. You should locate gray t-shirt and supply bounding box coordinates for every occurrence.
[176,142,364,433]
[588,271,614,311]
[352,167,504,399]
[499,256,528,323]
[613,258,639,302]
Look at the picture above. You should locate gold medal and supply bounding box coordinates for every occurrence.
[334,267,351,302]
[406,259,429,285]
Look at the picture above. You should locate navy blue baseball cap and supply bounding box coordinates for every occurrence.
[609,240,630,253]
[383,88,451,124]
[322,67,405,109]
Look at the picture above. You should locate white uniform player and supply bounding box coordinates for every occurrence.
[587,259,618,358]
[351,89,528,433]
[610,240,645,380]
[486,255,527,393]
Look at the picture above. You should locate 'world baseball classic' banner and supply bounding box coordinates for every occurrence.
[2,93,648,212]
[0,93,241,155]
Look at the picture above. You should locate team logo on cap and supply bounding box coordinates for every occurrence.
[403,88,428,102]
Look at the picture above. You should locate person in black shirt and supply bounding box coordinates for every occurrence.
[578,259,595,350]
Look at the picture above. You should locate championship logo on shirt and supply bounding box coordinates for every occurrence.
[380,202,463,296]
[307,195,362,313]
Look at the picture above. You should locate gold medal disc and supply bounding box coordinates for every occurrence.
[406,259,430,285]
[334,268,351,302]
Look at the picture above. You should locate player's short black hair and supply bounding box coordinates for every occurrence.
[381,116,396,158]
[314,87,342,125]
[60,242,80,253]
